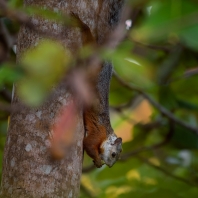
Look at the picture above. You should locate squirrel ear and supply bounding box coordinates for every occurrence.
[114,137,122,145]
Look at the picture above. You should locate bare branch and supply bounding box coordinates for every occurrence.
[0,88,12,102]
[82,164,95,173]
[113,72,198,135]
[133,41,171,52]
[0,0,77,40]
[0,0,57,39]
[104,6,131,49]
[121,120,174,160]
[110,95,142,111]
[0,102,11,112]
[157,45,183,85]
[137,155,198,187]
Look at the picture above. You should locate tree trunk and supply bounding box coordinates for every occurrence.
[0,1,85,198]
[0,0,124,197]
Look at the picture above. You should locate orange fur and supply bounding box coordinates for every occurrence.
[83,109,107,167]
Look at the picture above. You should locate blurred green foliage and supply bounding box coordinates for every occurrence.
[81,0,198,197]
[1,0,198,197]
[18,40,70,106]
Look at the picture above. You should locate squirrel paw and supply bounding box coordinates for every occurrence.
[93,160,103,168]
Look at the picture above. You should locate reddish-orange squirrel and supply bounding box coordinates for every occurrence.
[83,63,122,168]
[72,0,123,168]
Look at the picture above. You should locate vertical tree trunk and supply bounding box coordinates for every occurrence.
[0,0,124,197]
[0,1,85,197]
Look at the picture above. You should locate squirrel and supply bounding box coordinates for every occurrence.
[83,63,122,168]
[71,0,123,168]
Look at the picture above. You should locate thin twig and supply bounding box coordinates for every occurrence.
[0,0,58,39]
[0,0,83,40]
[113,72,198,135]
[114,110,136,125]
[82,164,95,173]
[0,89,12,102]
[110,95,141,111]
[134,41,171,52]
[157,45,183,85]
[82,120,172,172]
[137,155,198,187]
[104,5,130,50]
[0,102,11,113]
[121,120,174,160]
[137,119,163,132]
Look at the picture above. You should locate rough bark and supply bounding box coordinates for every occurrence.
[0,0,124,197]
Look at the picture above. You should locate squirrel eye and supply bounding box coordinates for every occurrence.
[112,152,116,158]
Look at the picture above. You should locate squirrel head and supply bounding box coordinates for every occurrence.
[100,134,122,167]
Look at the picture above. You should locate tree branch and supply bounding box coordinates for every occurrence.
[0,102,11,113]
[0,88,12,102]
[136,155,198,187]
[133,41,171,52]
[121,120,174,160]
[82,164,95,173]
[113,72,198,135]
[0,0,82,40]
[110,95,142,111]
[0,0,58,39]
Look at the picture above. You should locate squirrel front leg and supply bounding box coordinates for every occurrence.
[83,135,103,168]
[83,110,107,168]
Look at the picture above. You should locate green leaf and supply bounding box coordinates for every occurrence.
[18,39,70,106]
[180,25,198,51]
[0,64,22,88]
[171,75,198,105]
